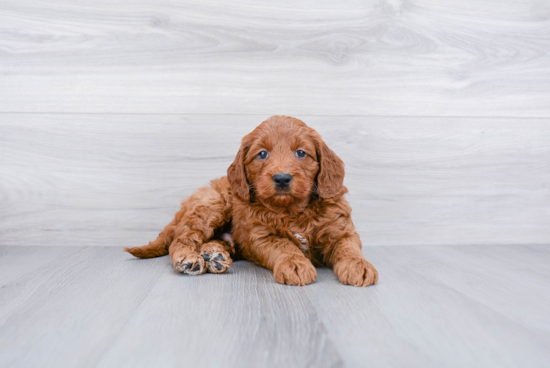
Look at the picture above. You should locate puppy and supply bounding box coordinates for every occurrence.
[125,116,378,287]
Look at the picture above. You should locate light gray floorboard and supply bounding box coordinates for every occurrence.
[1,114,549,247]
[1,0,550,116]
[0,247,167,368]
[0,245,549,368]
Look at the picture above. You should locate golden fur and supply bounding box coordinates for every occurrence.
[125,116,378,286]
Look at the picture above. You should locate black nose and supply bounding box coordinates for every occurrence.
[273,173,292,188]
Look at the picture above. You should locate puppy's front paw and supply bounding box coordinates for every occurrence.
[200,241,232,274]
[273,255,317,286]
[333,257,378,287]
[172,251,206,275]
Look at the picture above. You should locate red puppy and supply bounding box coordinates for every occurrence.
[125,116,378,286]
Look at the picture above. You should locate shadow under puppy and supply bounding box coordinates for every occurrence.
[125,116,378,287]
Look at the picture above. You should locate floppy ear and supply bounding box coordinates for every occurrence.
[312,132,345,199]
[227,136,251,202]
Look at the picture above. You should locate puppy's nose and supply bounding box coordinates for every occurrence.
[273,173,292,188]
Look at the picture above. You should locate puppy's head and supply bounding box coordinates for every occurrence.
[228,116,345,210]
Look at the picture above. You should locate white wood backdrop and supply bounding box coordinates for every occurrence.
[1,0,549,247]
[2,0,550,116]
[1,114,549,247]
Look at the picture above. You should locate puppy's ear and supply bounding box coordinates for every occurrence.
[312,132,345,199]
[227,135,252,202]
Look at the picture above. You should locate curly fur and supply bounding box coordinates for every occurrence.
[125,116,378,287]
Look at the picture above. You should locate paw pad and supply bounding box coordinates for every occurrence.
[202,251,232,273]
[174,254,206,275]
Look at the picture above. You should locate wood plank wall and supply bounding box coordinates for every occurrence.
[1,0,549,247]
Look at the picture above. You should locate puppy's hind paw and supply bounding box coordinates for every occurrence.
[173,252,206,275]
[200,241,233,274]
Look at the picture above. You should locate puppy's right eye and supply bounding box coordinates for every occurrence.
[258,150,268,159]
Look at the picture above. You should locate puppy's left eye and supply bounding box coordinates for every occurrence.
[296,150,306,158]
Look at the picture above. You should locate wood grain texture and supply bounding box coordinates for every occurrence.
[2,1,548,366]
[1,113,549,247]
[0,245,549,367]
[1,0,550,116]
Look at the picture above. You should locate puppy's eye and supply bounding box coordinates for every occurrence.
[295,150,306,158]
[258,150,268,159]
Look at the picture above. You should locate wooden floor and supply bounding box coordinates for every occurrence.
[0,245,549,368]
[1,1,549,367]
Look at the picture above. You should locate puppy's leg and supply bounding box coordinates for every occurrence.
[325,232,378,287]
[169,231,207,275]
[243,236,317,286]
[168,183,232,275]
[126,177,232,275]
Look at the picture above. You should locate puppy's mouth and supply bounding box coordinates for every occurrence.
[274,190,290,195]
[273,189,292,197]
[269,190,295,202]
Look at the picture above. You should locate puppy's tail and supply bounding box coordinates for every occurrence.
[124,224,174,259]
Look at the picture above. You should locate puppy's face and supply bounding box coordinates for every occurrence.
[245,123,319,209]
[228,116,345,211]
